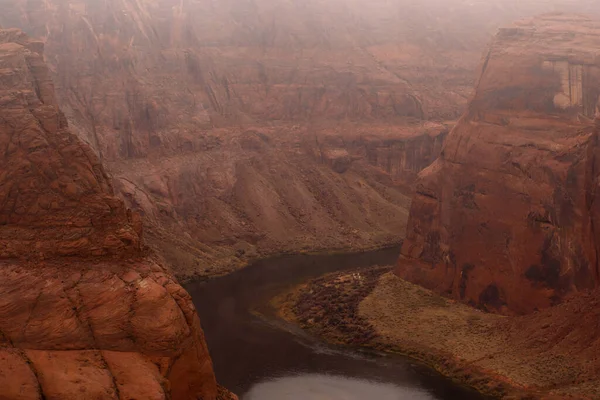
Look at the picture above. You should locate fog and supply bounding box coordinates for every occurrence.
[1,0,599,49]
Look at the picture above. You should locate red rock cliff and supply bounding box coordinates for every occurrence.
[0,28,141,259]
[0,29,232,400]
[397,14,600,315]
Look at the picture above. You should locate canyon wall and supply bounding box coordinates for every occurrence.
[397,14,600,315]
[1,0,599,277]
[1,0,484,153]
[0,29,233,399]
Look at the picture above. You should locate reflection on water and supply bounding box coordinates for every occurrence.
[245,374,435,400]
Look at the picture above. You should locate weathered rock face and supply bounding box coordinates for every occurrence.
[0,0,474,276]
[0,28,141,259]
[1,0,595,160]
[0,30,232,400]
[0,260,224,400]
[397,14,600,315]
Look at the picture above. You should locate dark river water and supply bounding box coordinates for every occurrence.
[186,247,491,400]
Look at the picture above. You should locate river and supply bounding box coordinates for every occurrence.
[185,247,490,400]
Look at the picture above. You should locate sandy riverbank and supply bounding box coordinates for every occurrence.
[274,268,600,399]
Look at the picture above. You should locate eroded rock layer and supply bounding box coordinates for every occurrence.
[398,14,600,314]
[0,30,230,400]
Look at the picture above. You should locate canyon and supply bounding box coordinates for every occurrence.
[380,12,600,398]
[277,11,600,400]
[1,0,597,279]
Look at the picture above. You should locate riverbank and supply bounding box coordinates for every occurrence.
[188,246,488,399]
[168,239,404,283]
[274,268,600,399]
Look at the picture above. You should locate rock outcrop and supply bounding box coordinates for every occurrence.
[0,28,141,259]
[0,29,233,400]
[397,14,600,314]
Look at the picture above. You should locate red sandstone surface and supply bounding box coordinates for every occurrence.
[398,14,600,314]
[0,29,234,400]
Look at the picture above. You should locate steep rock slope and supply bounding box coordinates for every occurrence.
[0,29,233,400]
[398,14,600,314]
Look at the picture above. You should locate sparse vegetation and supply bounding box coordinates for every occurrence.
[292,266,391,346]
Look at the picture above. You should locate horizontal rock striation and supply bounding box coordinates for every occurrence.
[109,123,448,278]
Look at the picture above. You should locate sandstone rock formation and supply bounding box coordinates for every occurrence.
[0,29,233,400]
[0,28,141,259]
[398,14,600,314]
